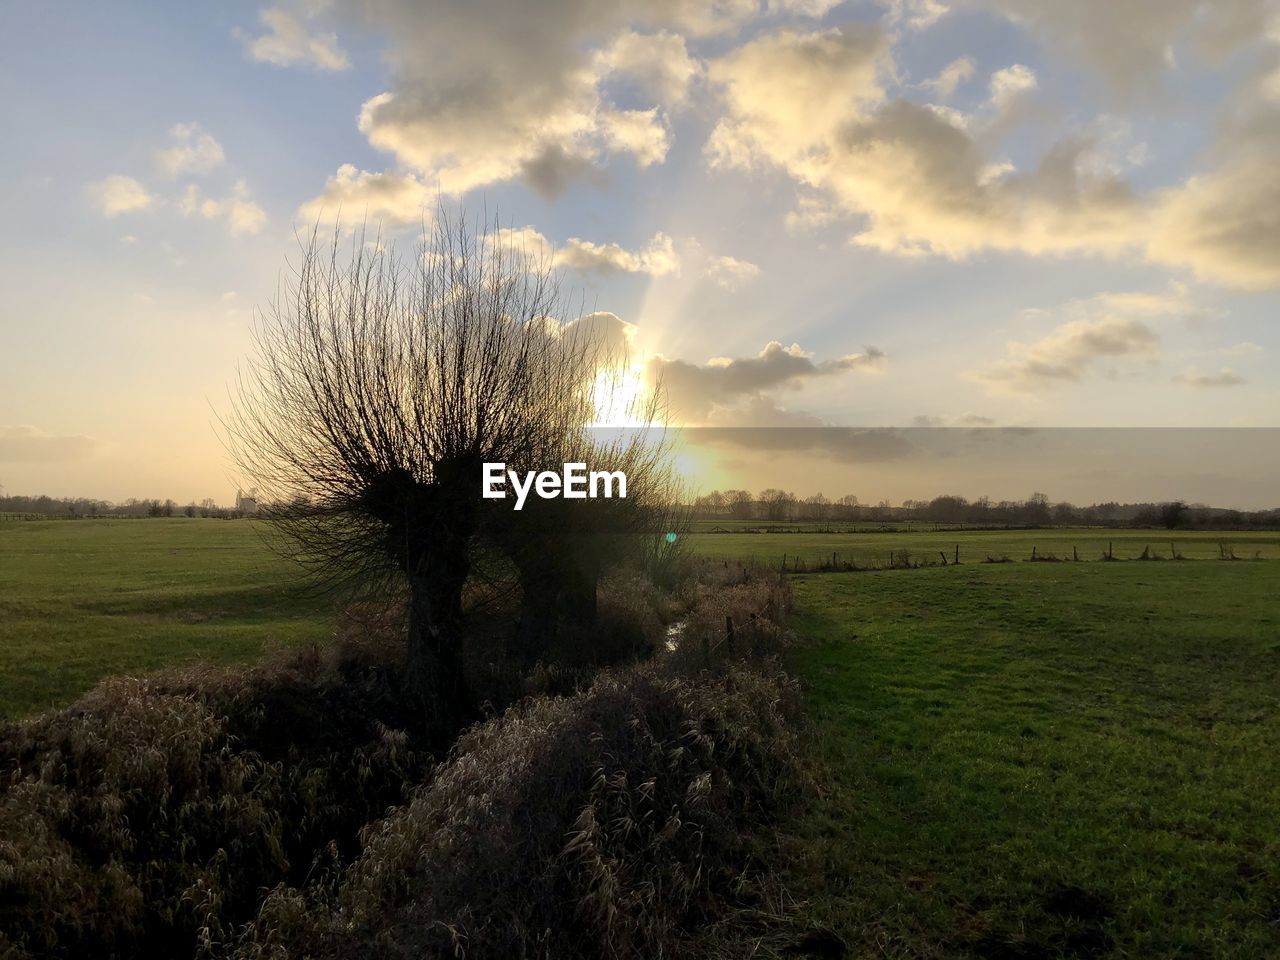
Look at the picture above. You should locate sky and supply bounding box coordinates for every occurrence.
[1,0,1278,507]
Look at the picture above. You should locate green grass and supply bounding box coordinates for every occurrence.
[686,527,1280,567]
[0,519,332,718]
[788,562,1280,958]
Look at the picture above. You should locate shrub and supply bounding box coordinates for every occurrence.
[233,656,808,959]
[1,568,804,960]
[0,634,439,960]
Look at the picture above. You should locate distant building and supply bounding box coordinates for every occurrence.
[235,488,259,514]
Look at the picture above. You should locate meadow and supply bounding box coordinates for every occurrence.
[0,519,331,717]
[2,516,1279,956]
[788,563,1280,957]
[2,517,1277,717]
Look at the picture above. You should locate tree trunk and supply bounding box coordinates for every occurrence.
[511,558,561,664]
[560,563,598,630]
[406,555,473,737]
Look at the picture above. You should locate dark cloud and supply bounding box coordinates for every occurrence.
[647,341,885,421]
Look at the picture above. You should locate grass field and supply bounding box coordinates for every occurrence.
[788,563,1280,958]
[4,517,1280,954]
[2,518,1277,719]
[0,519,332,718]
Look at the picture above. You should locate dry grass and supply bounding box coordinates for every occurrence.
[1,567,808,960]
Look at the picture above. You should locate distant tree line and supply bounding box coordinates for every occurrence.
[0,494,251,519]
[7,489,1279,530]
[687,489,1280,530]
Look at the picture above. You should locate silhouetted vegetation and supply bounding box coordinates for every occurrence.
[0,566,802,960]
[221,211,678,739]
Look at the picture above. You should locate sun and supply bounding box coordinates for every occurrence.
[590,359,654,428]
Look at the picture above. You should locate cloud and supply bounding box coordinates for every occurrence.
[323,0,844,200]
[298,164,436,226]
[1148,144,1280,290]
[561,310,640,359]
[921,56,975,99]
[597,108,671,168]
[338,1,727,198]
[596,30,701,106]
[952,0,1270,101]
[1136,22,1280,291]
[491,226,680,276]
[698,17,1280,290]
[561,232,679,275]
[1172,369,1247,389]
[706,25,890,170]
[649,340,885,421]
[879,0,951,30]
[0,426,98,462]
[982,63,1039,139]
[705,254,760,289]
[178,179,267,236]
[973,290,1186,391]
[237,5,349,71]
[154,122,225,177]
[706,27,1146,261]
[88,175,153,217]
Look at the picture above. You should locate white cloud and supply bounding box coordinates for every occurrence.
[345,3,661,196]
[705,28,1141,260]
[154,122,225,177]
[88,175,153,217]
[333,0,846,199]
[492,225,680,276]
[238,5,349,71]
[953,0,1269,101]
[705,254,761,289]
[298,165,436,227]
[179,179,267,236]
[706,26,889,170]
[921,56,975,100]
[596,30,701,106]
[687,8,1280,290]
[598,108,671,168]
[880,0,951,30]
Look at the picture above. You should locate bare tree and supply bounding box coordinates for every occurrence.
[225,210,612,732]
[492,417,683,663]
